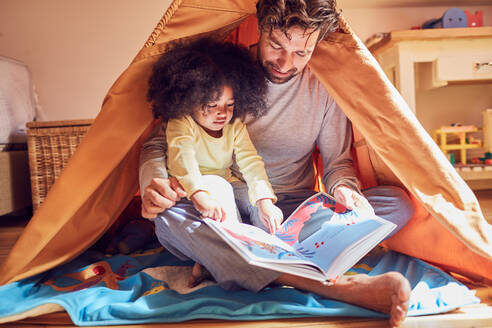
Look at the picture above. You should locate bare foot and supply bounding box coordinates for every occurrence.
[276,271,411,328]
[188,263,214,288]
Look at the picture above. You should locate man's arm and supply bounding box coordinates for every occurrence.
[232,120,276,205]
[317,97,360,194]
[139,122,168,194]
[139,121,186,218]
[317,98,373,215]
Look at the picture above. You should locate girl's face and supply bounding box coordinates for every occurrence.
[193,85,234,137]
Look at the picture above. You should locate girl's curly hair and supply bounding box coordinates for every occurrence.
[147,38,268,121]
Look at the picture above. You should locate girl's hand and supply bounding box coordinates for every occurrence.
[257,199,284,234]
[333,185,375,217]
[191,191,226,222]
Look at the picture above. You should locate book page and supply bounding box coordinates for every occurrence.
[275,192,395,274]
[204,192,395,282]
[204,219,318,267]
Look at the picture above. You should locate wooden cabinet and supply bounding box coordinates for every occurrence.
[0,151,31,215]
[369,27,492,112]
[369,27,492,189]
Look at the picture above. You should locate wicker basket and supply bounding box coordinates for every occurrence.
[26,119,94,211]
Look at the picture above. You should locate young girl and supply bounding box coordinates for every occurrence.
[146,38,283,233]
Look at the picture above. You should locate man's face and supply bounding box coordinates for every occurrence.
[257,26,320,84]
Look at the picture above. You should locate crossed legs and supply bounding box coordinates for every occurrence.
[154,181,414,327]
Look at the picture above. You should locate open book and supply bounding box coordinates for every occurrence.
[204,192,396,284]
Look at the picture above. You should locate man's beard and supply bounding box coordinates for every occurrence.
[261,61,297,84]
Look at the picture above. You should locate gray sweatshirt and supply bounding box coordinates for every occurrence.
[139,66,359,196]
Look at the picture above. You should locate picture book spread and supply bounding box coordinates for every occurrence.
[204,192,396,284]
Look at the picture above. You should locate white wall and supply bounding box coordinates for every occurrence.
[0,0,171,121]
[341,5,492,43]
[1,1,491,121]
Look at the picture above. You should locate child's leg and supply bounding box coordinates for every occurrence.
[202,175,241,224]
[188,175,241,287]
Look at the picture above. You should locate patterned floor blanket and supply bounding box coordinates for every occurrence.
[0,247,479,326]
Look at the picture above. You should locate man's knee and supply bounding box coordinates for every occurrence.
[156,202,201,234]
[381,185,414,220]
[364,185,415,232]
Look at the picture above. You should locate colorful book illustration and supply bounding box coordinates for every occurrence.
[204,192,396,284]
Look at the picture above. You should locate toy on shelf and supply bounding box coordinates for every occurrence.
[466,10,483,27]
[434,110,492,176]
[421,8,483,29]
[433,124,482,165]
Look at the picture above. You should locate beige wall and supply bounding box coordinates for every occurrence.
[0,0,171,121]
[1,1,490,121]
[341,5,492,42]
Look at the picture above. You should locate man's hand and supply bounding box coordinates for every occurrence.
[333,184,375,217]
[191,191,226,222]
[141,177,187,219]
[257,199,284,234]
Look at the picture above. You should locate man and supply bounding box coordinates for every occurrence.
[139,0,414,326]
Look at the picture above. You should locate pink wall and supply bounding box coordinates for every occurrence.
[1,1,491,121]
[0,0,169,121]
[342,5,492,42]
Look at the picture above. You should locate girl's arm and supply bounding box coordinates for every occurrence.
[166,117,208,197]
[167,117,225,221]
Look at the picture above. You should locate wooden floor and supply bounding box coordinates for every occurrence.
[1,190,492,327]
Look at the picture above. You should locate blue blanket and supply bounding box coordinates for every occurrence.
[0,248,479,326]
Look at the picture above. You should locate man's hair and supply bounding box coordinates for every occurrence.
[256,0,340,41]
[147,38,267,121]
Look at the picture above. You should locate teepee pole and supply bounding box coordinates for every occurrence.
[144,0,184,48]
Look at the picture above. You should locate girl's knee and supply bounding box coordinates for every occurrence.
[202,175,239,222]
[202,175,233,194]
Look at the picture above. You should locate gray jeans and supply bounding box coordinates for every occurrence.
[154,180,414,292]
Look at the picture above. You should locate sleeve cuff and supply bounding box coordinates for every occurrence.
[248,180,277,205]
[179,175,209,200]
[139,159,168,197]
[329,178,362,196]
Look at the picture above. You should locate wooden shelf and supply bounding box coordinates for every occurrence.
[340,0,492,8]
[456,166,492,190]
[368,26,492,53]
[458,167,492,180]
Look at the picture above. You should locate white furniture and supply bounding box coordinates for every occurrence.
[369,27,492,113]
[369,27,492,189]
[0,56,37,144]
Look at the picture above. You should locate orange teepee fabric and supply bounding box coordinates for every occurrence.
[0,0,490,288]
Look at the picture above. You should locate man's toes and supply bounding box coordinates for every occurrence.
[389,296,408,327]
